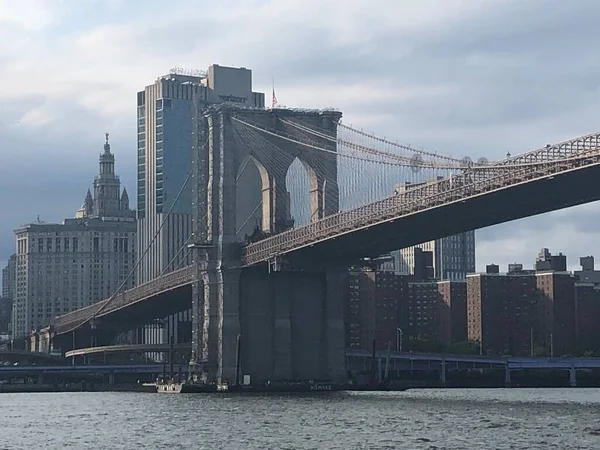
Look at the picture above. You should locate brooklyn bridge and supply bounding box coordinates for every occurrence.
[30,104,600,387]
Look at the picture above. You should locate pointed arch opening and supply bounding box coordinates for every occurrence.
[286,157,316,227]
[236,155,271,240]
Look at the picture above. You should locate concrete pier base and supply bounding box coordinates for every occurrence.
[238,266,347,385]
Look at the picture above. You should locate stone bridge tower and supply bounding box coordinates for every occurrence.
[189,105,346,386]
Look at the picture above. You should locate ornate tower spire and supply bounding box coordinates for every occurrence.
[93,133,120,218]
[121,187,130,211]
[104,132,111,154]
[84,189,93,214]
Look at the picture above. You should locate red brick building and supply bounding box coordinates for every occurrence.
[534,272,577,356]
[437,281,467,343]
[345,269,466,351]
[574,282,600,354]
[467,273,537,356]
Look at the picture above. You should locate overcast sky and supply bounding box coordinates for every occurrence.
[1,0,600,277]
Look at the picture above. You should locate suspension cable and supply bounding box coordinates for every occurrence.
[338,122,463,163]
[232,117,453,168]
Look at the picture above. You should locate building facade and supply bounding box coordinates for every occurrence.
[136,64,265,284]
[437,280,468,343]
[345,268,467,352]
[534,272,576,357]
[2,254,16,300]
[1,254,16,335]
[395,232,476,281]
[0,297,11,335]
[575,282,600,354]
[467,272,538,356]
[467,268,578,357]
[346,268,407,350]
[12,136,135,339]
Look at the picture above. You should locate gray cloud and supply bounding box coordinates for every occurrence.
[2,0,600,273]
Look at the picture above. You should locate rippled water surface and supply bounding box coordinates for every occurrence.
[2,389,600,449]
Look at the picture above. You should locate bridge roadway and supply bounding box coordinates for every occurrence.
[63,345,600,371]
[65,343,191,358]
[244,132,600,265]
[346,349,600,371]
[48,131,600,337]
[0,350,64,364]
[348,350,600,386]
[0,364,164,376]
[51,266,194,334]
[4,349,600,384]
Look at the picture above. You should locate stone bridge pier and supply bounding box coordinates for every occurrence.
[190,264,347,386]
[189,105,346,386]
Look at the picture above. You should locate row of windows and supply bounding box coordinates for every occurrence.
[36,238,79,253]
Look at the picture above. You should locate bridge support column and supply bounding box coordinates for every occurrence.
[261,172,293,233]
[272,278,292,380]
[504,364,511,387]
[29,333,39,353]
[108,373,115,385]
[190,263,241,386]
[239,266,347,386]
[569,366,577,387]
[440,360,447,386]
[324,268,348,383]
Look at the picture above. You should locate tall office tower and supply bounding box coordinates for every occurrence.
[12,136,136,339]
[394,232,476,281]
[136,64,265,284]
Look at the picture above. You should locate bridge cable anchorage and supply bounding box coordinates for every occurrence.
[58,136,210,335]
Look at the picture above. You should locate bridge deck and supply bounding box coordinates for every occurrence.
[243,140,600,265]
[52,266,195,334]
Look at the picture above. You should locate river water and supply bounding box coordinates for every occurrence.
[1,388,600,449]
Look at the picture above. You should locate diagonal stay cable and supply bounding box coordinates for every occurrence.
[61,168,194,334]
[160,213,208,276]
[61,137,209,334]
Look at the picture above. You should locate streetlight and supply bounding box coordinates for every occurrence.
[396,327,403,352]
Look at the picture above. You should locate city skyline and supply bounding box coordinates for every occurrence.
[3,1,600,275]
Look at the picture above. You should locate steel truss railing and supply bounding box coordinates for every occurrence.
[242,145,600,266]
[53,266,196,332]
